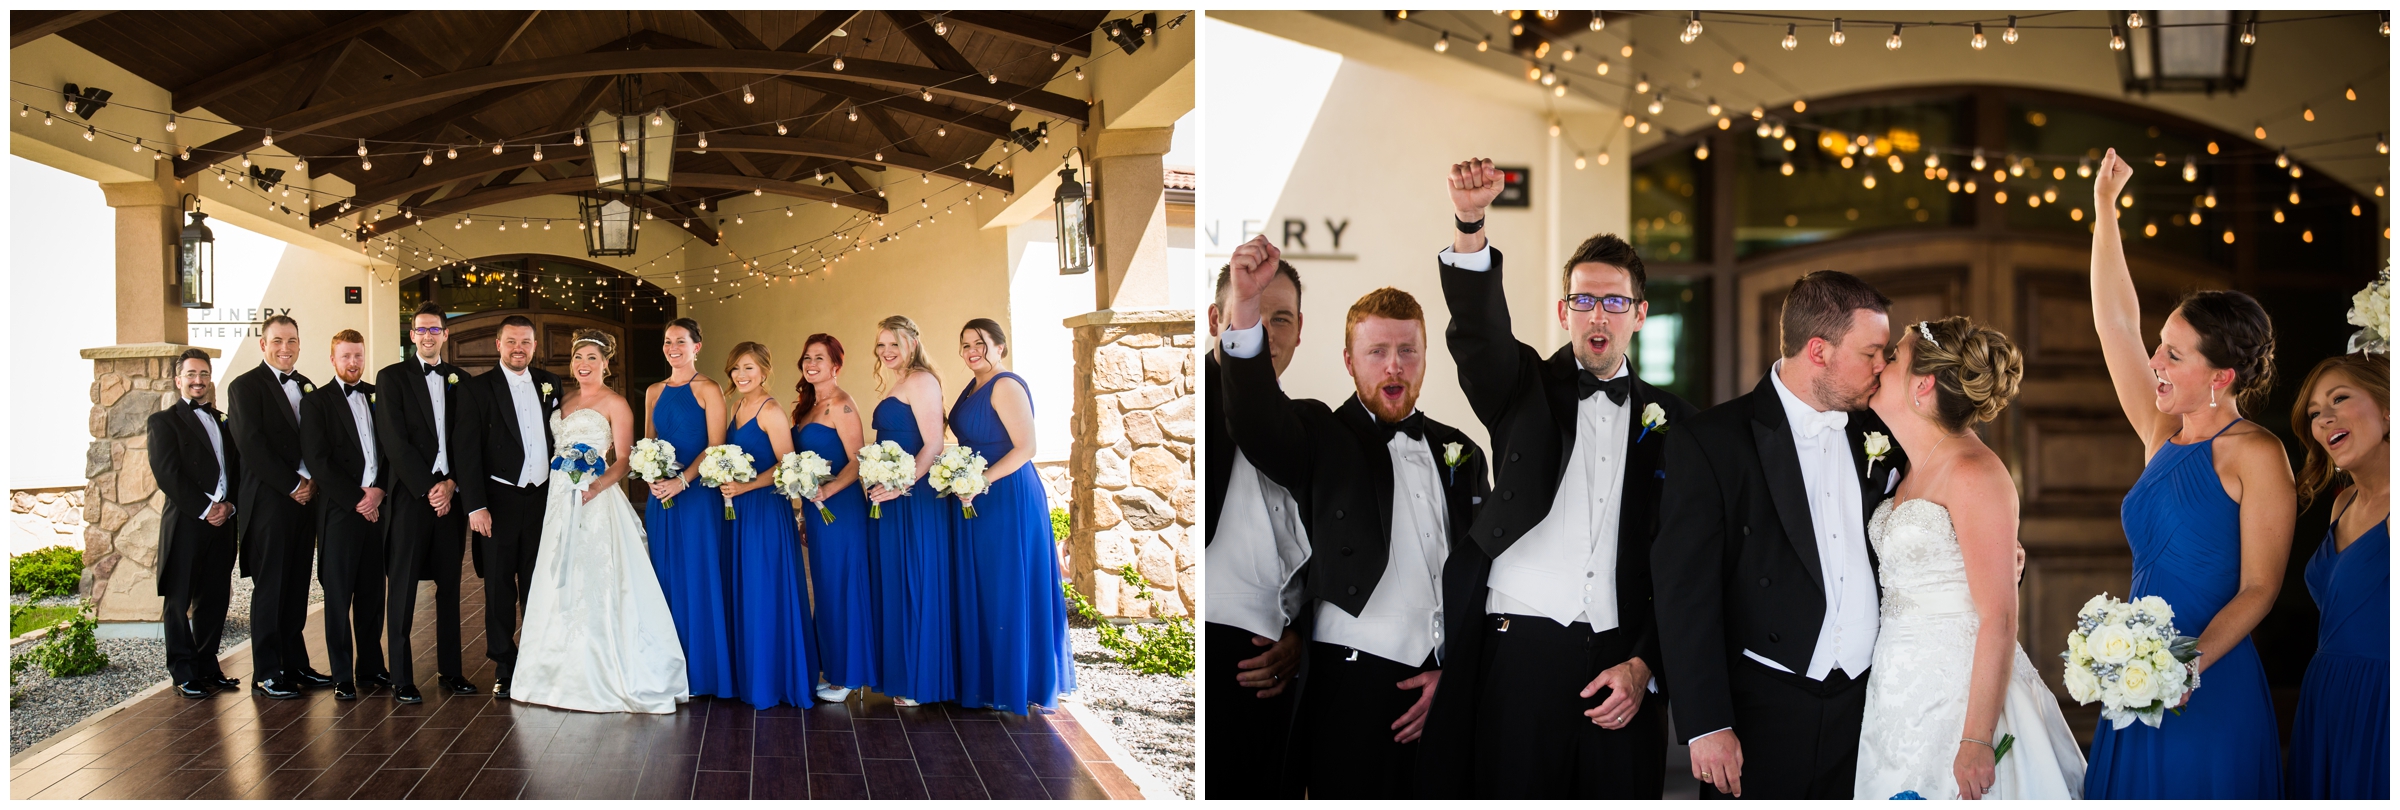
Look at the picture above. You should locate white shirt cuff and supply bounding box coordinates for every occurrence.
[1693,726,1733,743]
[1439,245,1493,272]
[1647,676,1660,694]
[1220,323,1267,360]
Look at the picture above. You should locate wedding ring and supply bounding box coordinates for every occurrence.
[1700,772,1711,780]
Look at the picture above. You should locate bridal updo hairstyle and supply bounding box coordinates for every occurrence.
[2173,290,2277,412]
[874,314,940,392]
[570,328,616,379]
[1906,316,2025,434]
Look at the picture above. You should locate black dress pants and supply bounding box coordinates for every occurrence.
[161,521,236,684]
[317,506,387,683]
[385,483,466,687]
[1204,621,1301,799]
[1698,659,1870,800]
[1298,641,1433,799]
[247,497,317,681]
[475,480,545,682]
[1471,615,1666,798]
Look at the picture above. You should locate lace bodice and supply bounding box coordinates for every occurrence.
[551,408,614,455]
[1867,499,1972,617]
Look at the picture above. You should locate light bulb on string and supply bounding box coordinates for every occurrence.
[2305,107,2316,122]
[1575,152,1588,170]
[1479,35,1491,52]
[1707,98,1723,116]
[2380,133,2390,154]
[424,150,434,165]
[2254,122,2267,139]
[2203,188,2218,208]
[2127,11,2144,29]
[2240,20,2256,45]
[1682,12,1702,43]
[574,129,585,146]
[742,85,755,104]
[2289,184,2302,205]
[1971,22,1986,50]
[1635,74,1650,94]
[2290,164,2303,179]
[848,108,859,122]
[1434,32,1449,52]
[1887,23,1903,50]
[2004,16,2020,44]
[1648,95,1664,115]
[1553,82,1567,98]
[532,145,543,161]
[1783,24,1798,50]
[165,114,176,132]
[493,141,505,155]
[2349,86,2361,101]
[1590,13,1605,31]
[241,153,252,168]
[1970,149,1986,171]
[1830,18,1846,46]
[261,129,274,148]
[2109,25,2125,51]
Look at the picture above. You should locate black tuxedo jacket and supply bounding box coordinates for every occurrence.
[453,365,563,515]
[1202,350,1238,545]
[373,355,467,499]
[147,401,241,596]
[1651,372,1903,742]
[298,380,382,518]
[226,362,312,571]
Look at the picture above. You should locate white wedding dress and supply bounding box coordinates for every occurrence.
[511,408,690,713]
[1855,499,2084,800]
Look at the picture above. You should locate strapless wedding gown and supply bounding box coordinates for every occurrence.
[1855,499,2084,800]
[511,408,690,713]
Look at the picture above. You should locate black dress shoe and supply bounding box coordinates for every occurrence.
[362,672,394,689]
[439,675,479,696]
[175,681,213,699]
[492,681,511,700]
[394,685,424,704]
[252,678,303,700]
[292,669,335,689]
[333,681,359,701]
[209,676,241,691]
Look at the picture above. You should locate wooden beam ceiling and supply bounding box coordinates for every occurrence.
[943,11,1092,57]
[170,11,415,112]
[11,11,115,50]
[776,11,859,54]
[881,10,980,75]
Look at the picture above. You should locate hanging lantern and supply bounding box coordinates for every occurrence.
[581,196,638,257]
[177,195,215,308]
[1053,166,1094,275]
[586,76,676,195]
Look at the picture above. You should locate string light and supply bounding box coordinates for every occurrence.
[2304,106,2316,122]
[83,125,95,141]
[164,114,176,132]
[532,144,543,161]
[2127,11,2144,29]
[261,129,274,148]
[1971,22,1987,50]
[1830,18,1846,46]
[2241,20,2256,45]
[1731,57,1746,74]
[1635,74,1650,94]
[424,150,434,166]
[2078,157,2093,178]
[741,85,755,104]
[833,55,845,71]
[1590,13,1605,31]
[1706,98,1722,116]
[493,140,505,155]
[1887,23,1904,50]
[1782,23,1798,50]
[2183,156,2197,182]
[1434,32,1448,52]
[1478,35,1491,52]
[574,129,584,146]
[1681,11,1703,44]
[2003,16,2020,44]
[2109,25,2125,51]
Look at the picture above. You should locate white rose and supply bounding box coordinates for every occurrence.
[1863,432,1891,457]
[2086,624,2139,665]
[2063,662,2101,702]
[2149,650,2180,677]
[1642,401,1667,428]
[1442,442,1465,467]
[2067,632,2087,659]
[446,373,459,384]
[2118,659,2159,704]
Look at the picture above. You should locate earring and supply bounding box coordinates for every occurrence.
[2210,386,2218,408]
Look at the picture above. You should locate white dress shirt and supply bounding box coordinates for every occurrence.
[418,356,451,476]
[343,383,379,488]
[267,363,311,484]
[1763,361,1879,681]
[188,399,229,506]
[1204,447,1311,642]
[1484,359,1630,629]
[498,366,547,487]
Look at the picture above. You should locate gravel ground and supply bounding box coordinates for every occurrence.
[1069,625,1195,799]
[9,564,323,755]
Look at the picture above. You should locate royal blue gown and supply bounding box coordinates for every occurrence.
[2083,420,2281,799]
[2287,511,2390,799]
[871,397,955,703]
[797,421,877,693]
[726,412,816,709]
[644,381,737,699]
[948,372,1077,714]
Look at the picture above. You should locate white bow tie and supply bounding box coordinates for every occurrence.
[1800,409,1849,438]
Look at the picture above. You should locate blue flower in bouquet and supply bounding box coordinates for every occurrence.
[549,443,606,487]
[1890,790,1925,799]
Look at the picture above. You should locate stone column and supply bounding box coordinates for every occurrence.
[1083,126,1176,312]
[1065,310,1196,618]
[81,164,202,635]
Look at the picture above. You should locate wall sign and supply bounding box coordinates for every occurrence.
[1493,167,1532,208]
[344,286,362,304]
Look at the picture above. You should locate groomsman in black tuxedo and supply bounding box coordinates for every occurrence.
[374,301,478,703]
[1653,270,1903,799]
[1217,235,1488,799]
[149,349,242,699]
[1419,158,1696,798]
[300,329,392,701]
[454,315,562,700]
[1202,259,1310,799]
[225,315,330,698]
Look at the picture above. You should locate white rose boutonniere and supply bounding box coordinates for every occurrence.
[446,373,459,385]
[1442,441,1467,486]
[1638,402,1669,443]
[540,382,554,397]
[302,383,314,394]
[369,393,376,404]
[1863,431,1892,478]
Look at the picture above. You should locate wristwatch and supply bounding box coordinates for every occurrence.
[1454,215,1486,234]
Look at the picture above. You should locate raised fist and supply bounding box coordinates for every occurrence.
[1449,157,1507,218]
[2093,148,2134,206]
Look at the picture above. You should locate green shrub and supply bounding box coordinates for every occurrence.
[1051,507,1072,546]
[21,607,107,678]
[1060,565,1196,679]
[11,545,83,599]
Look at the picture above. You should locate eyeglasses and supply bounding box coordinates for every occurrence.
[1562,293,1641,313]
[411,326,446,335]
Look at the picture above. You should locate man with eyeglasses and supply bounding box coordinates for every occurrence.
[1417,157,1696,798]
[373,301,477,704]
[148,348,242,698]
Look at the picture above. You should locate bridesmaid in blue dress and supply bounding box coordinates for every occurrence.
[793,333,877,704]
[640,318,737,699]
[2286,354,2390,799]
[716,342,817,709]
[866,316,955,706]
[2083,149,2291,799]
[948,319,1076,714]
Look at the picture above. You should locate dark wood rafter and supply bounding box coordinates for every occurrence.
[170,11,415,112]
[359,28,443,79]
[857,103,929,157]
[361,172,885,236]
[830,163,873,197]
[634,31,1019,140]
[11,10,115,49]
[776,11,860,54]
[313,32,647,179]
[270,39,357,116]
[782,94,847,140]
[462,10,542,70]
[944,11,1092,57]
[315,131,1006,226]
[175,48,1087,178]
[665,72,770,178]
[881,10,980,74]
[692,10,767,51]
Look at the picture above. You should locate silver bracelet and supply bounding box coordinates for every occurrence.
[1960,737,1995,750]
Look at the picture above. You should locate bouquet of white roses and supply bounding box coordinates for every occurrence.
[629,438,682,507]
[928,445,991,518]
[2346,265,2389,355]
[775,450,838,523]
[549,442,607,492]
[696,444,757,520]
[2061,592,2200,730]
[855,441,916,519]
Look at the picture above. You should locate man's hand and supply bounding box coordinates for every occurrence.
[1448,157,1506,252]
[2093,148,2133,208]
[356,487,384,518]
[1226,235,1282,332]
[468,509,493,536]
[204,502,232,526]
[292,478,315,505]
[1391,669,1442,743]
[1690,729,1745,797]
[1233,628,1303,698]
[429,480,453,515]
[1580,656,1651,730]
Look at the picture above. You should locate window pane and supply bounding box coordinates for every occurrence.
[1631,150,1704,263]
[1636,276,1712,406]
[536,260,621,316]
[1733,98,1967,257]
[439,261,520,315]
[2005,103,2230,267]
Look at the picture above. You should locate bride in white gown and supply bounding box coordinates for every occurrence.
[1856,318,2082,800]
[512,331,689,714]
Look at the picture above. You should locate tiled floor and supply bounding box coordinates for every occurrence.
[10,573,1143,800]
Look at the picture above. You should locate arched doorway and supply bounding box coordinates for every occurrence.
[397,254,676,435]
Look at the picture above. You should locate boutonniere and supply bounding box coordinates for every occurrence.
[1637,402,1669,443]
[216,411,227,423]
[540,382,554,397]
[1441,442,1468,485]
[369,393,377,404]
[446,373,459,385]
[302,383,314,394]
[1863,432,1892,478]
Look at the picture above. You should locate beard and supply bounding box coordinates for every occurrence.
[1813,370,1877,413]
[1358,375,1421,424]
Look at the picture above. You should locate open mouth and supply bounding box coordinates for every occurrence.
[2328,429,2351,449]
[1586,334,1609,356]
[1379,383,1406,401]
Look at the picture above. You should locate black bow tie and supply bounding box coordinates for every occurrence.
[343,382,371,398]
[1378,412,1428,443]
[275,371,300,386]
[186,398,217,416]
[1578,371,1632,405]
[423,361,443,377]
